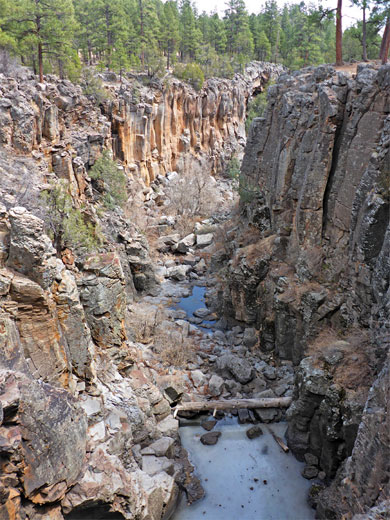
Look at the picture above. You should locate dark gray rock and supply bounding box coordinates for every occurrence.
[200,431,221,445]
[201,419,217,431]
[246,426,263,439]
[216,354,254,384]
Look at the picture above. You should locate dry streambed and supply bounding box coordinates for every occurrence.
[127,227,316,517]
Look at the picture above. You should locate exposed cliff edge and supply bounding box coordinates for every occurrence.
[106,62,283,184]
[217,63,389,517]
[0,62,283,201]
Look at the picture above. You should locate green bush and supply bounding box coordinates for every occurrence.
[174,62,204,91]
[89,150,127,209]
[81,68,111,105]
[41,179,99,252]
[245,84,273,134]
[226,155,259,204]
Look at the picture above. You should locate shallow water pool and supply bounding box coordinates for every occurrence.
[172,418,315,520]
[172,285,216,331]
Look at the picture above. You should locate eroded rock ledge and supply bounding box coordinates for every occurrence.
[216,63,389,518]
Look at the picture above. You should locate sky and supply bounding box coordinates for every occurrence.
[192,0,364,28]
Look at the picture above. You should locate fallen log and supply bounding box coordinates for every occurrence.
[267,426,289,453]
[173,397,292,418]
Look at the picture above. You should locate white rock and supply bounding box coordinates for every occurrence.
[167,265,191,281]
[79,396,101,416]
[89,421,106,442]
[191,369,207,388]
[141,437,175,457]
[196,233,214,248]
[142,456,174,476]
[157,416,179,437]
[208,374,225,396]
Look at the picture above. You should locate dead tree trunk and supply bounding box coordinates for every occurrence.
[174,397,292,416]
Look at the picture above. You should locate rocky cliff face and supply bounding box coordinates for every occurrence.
[0,204,190,519]
[0,63,283,204]
[105,63,283,184]
[218,63,389,517]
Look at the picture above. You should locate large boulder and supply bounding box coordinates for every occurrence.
[0,370,87,506]
[216,354,254,384]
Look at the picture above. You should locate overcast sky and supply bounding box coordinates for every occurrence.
[193,0,364,28]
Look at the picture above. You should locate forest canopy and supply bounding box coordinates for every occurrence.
[0,0,388,82]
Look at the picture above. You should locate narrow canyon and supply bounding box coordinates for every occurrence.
[0,60,388,520]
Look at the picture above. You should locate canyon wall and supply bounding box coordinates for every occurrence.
[0,62,283,519]
[106,63,283,184]
[218,63,389,517]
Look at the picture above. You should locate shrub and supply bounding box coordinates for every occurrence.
[226,155,260,204]
[245,84,273,134]
[174,62,204,91]
[81,68,111,105]
[89,150,127,209]
[40,179,100,253]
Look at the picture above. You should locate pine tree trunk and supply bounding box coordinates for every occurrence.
[36,9,44,83]
[88,41,93,65]
[38,42,43,83]
[362,5,367,61]
[138,0,145,68]
[382,18,390,64]
[380,18,390,63]
[336,0,343,65]
[336,0,343,66]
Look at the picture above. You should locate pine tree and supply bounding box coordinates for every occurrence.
[160,1,180,68]
[179,0,201,61]
[261,0,281,61]
[5,0,76,82]
[224,0,254,59]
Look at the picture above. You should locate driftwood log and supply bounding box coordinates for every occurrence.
[173,397,292,417]
[267,426,290,452]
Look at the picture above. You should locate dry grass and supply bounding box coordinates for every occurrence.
[307,328,374,393]
[155,334,198,368]
[127,301,199,368]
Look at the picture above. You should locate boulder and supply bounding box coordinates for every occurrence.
[208,374,224,397]
[173,233,196,253]
[246,426,263,439]
[193,308,210,319]
[196,233,213,248]
[201,419,217,432]
[200,431,221,446]
[216,354,254,384]
[167,265,191,281]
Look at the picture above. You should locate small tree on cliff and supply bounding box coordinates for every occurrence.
[89,150,127,210]
[40,180,99,253]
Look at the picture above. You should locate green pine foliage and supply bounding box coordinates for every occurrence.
[89,150,127,209]
[174,62,204,90]
[41,180,100,252]
[0,0,386,82]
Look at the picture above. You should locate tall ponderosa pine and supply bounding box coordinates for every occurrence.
[160,1,180,68]
[179,0,201,61]
[6,0,76,82]
[224,0,253,62]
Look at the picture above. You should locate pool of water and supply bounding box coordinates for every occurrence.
[172,418,315,520]
[172,285,216,331]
